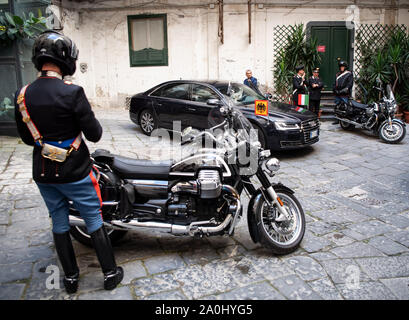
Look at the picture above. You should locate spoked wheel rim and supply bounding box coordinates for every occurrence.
[140,112,155,133]
[381,122,403,142]
[260,193,303,246]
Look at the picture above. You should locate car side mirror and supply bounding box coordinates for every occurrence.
[207,99,223,106]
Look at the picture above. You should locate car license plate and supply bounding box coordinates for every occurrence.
[310,130,318,138]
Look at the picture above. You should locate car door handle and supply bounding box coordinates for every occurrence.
[187,107,196,111]
[157,103,162,106]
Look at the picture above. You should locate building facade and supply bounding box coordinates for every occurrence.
[56,0,409,109]
[1,0,409,132]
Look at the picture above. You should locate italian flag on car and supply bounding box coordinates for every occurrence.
[298,94,309,106]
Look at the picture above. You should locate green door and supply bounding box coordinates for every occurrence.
[310,25,352,90]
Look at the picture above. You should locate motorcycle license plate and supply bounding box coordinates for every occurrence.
[310,130,318,138]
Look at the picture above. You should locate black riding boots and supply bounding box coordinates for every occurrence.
[53,232,80,294]
[90,226,124,290]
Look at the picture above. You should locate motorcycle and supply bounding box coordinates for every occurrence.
[68,99,305,255]
[334,84,406,144]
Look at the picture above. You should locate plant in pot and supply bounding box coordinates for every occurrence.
[273,24,321,104]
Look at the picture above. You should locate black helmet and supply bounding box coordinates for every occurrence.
[338,60,348,69]
[32,30,79,76]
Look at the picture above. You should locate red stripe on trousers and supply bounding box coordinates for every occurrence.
[89,170,103,220]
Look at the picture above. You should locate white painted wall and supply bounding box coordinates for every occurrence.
[56,1,409,108]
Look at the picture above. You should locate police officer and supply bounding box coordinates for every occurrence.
[292,65,307,106]
[332,60,353,123]
[307,67,324,116]
[14,30,123,293]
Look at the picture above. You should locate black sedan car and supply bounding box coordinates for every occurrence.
[129,80,320,150]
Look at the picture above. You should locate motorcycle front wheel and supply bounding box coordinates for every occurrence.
[255,189,305,255]
[70,225,127,247]
[340,120,354,131]
[378,120,406,144]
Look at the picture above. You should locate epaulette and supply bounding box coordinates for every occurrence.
[64,80,73,85]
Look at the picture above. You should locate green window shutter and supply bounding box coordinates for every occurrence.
[128,14,168,67]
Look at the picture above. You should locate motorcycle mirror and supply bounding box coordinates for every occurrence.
[182,126,193,138]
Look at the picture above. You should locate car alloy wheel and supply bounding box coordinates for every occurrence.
[140,110,156,135]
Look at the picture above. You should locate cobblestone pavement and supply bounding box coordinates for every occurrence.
[1,108,408,300]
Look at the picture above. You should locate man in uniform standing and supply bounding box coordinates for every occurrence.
[332,60,353,124]
[292,65,307,107]
[14,30,123,293]
[307,67,324,116]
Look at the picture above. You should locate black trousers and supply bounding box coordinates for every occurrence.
[309,99,320,115]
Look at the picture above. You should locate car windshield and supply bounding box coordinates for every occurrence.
[218,82,265,106]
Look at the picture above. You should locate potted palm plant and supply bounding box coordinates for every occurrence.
[273,24,321,103]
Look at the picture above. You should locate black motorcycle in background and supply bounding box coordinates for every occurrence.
[334,84,406,143]
[68,99,306,255]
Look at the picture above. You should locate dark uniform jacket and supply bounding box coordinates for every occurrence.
[307,76,324,101]
[333,70,353,97]
[292,74,307,104]
[14,75,102,184]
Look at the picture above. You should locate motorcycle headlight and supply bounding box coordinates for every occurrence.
[264,158,280,176]
[391,102,397,113]
[274,121,300,131]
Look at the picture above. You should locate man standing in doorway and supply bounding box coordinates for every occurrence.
[332,60,353,124]
[307,67,324,116]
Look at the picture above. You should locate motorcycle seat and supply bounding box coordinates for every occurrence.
[92,149,172,180]
[350,100,368,110]
[112,155,172,180]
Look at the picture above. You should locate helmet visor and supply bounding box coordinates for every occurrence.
[70,41,79,59]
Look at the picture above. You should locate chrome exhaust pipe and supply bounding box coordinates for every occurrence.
[69,216,121,230]
[335,117,364,128]
[69,184,241,236]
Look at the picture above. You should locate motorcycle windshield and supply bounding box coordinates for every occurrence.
[208,97,258,146]
[386,84,395,101]
[220,82,265,106]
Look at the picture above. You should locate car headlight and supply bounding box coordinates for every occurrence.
[274,121,300,130]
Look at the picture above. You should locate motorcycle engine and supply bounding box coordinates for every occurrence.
[168,169,223,219]
[197,170,222,199]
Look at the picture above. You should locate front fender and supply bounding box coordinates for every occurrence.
[247,183,295,243]
[391,118,406,127]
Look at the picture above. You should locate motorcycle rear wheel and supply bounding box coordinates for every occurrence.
[255,189,305,255]
[379,120,406,144]
[70,225,127,247]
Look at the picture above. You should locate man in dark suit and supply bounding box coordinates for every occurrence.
[307,67,324,116]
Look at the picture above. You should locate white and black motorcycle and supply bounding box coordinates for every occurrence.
[335,84,406,143]
[69,99,305,255]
